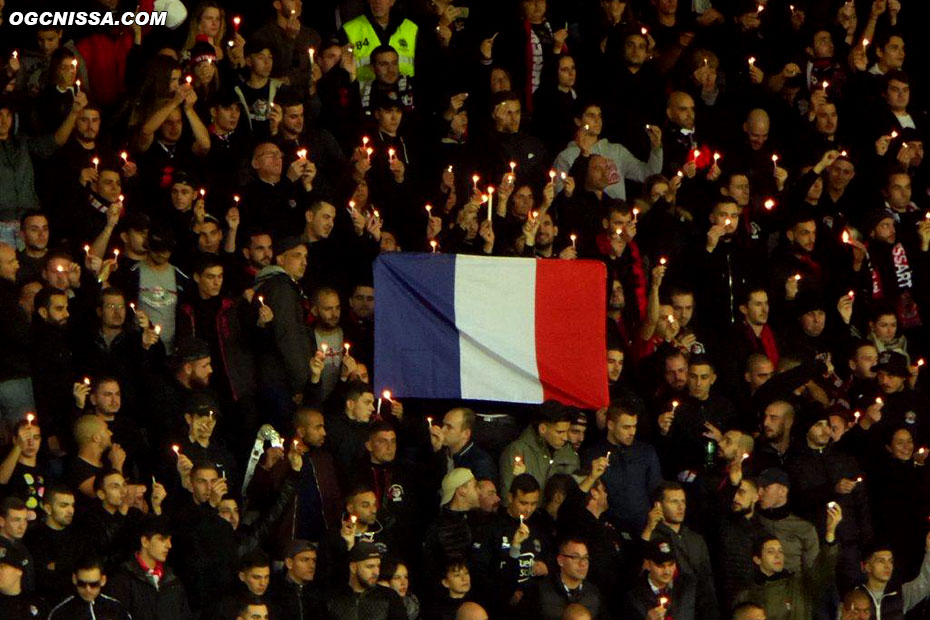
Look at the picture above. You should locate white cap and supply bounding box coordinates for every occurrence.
[153,0,188,29]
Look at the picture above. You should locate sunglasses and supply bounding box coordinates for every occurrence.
[76,580,102,589]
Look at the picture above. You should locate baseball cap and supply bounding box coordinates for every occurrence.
[185,391,220,418]
[274,236,305,256]
[347,541,381,563]
[440,467,474,506]
[873,350,910,377]
[173,337,211,363]
[643,539,676,564]
[0,540,27,569]
[285,539,318,558]
[757,468,790,489]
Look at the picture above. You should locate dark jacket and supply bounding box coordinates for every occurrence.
[650,522,719,620]
[177,296,257,401]
[622,572,699,620]
[254,266,311,397]
[0,278,30,381]
[520,573,606,620]
[582,438,662,533]
[47,593,132,620]
[269,572,326,620]
[326,584,407,620]
[105,557,193,620]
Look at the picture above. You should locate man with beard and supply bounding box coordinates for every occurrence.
[65,415,125,505]
[532,212,575,260]
[712,476,769,609]
[146,337,213,450]
[755,400,795,471]
[325,541,406,620]
[310,287,345,402]
[345,283,375,370]
[230,230,273,298]
[166,392,238,491]
[28,287,73,444]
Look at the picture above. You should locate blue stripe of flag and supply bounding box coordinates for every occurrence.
[373,254,462,398]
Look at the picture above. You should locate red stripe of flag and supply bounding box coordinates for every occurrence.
[534,259,609,409]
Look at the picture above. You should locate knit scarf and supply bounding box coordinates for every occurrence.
[742,319,780,368]
[871,242,922,329]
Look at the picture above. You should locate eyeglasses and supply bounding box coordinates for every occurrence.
[560,553,590,562]
[76,580,102,589]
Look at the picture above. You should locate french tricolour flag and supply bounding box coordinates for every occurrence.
[374,254,608,409]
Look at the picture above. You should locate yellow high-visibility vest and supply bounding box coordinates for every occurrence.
[343,15,417,84]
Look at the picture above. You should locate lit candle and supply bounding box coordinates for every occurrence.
[373,209,380,219]
[756,4,764,12]
[344,342,351,356]
[671,400,679,411]
[430,240,438,253]
[640,26,648,36]
[388,147,396,163]
[113,249,120,263]
[724,217,732,227]
[348,200,356,212]
[308,47,315,64]
[75,79,81,93]
[427,416,433,427]
[118,194,124,206]
[233,16,241,31]
[764,199,775,210]
[840,150,848,157]
[172,445,180,456]
[659,257,667,265]
[848,290,855,299]
[350,514,358,524]
[659,596,669,607]
[83,377,91,386]
[559,171,567,180]
[120,151,129,164]
[92,157,99,170]
[293,438,299,448]
[713,152,721,164]
[548,170,556,183]
[233,195,240,204]
[842,230,851,244]
[794,273,801,282]
[891,130,899,139]
[257,295,265,306]
[71,59,78,69]
[362,136,370,149]
[918,359,926,368]
[487,186,494,221]
[185,75,193,85]
[748,56,756,68]
[828,501,838,509]
[472,174,480,190]
[741,452,750,461]
[822,80,829,92]
[875,397,883,406]
[632,207,640,223]
[425,204,432,216]
[83,244,91,255]
[199,188,206,199]
[509,161,517,176]
[855,476,863,483]
[154,324,161,335]
[919,447,927,456]
[570,234,577,248]
[693,149,701,160]
[854,411,860,422]
[862,38,869,48]
[320,343,329,354]
[25,413,34,426]
[297,148,307,159]
[366,147,373,162]
[447,165,453,174]
[11,51,17,60]
[382,389,392,402]
[129,302,135,312]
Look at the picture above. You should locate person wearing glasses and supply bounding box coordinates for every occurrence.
[519,538,605,620]
[47,555,131,620]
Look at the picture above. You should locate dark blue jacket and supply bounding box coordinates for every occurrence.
[582,438,662,534]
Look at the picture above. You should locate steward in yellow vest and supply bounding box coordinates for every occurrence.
[342,2,418,85]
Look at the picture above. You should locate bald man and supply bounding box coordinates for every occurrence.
[663,92,699,175]
[732,602,766,620]
[562,603,593,620]
[0,241,35,427]
[743,109,770,151]
[455,602,489,620]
